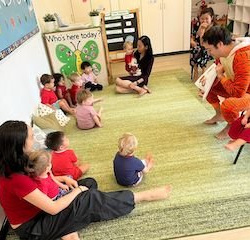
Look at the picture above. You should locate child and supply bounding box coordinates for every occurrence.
[40,74,75,115]
[190,7,215,81]
[123,41,141,77]
[75,89,103,130]
[113,133,154,187]
[27,150,70,200]
[53,73,75,108]
[81,61,103,91]
[68,73,82,105]
[225,110,250,151]
[45,131,90,180]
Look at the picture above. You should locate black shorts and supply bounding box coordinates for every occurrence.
[14,178,135,240]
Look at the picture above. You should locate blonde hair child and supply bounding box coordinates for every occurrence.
[75,89,103,129]
[113,133,154,187]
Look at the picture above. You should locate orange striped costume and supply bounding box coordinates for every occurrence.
[206,44,250,124]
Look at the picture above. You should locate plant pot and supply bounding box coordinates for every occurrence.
[90,16,100,27]
[44,21,56,32]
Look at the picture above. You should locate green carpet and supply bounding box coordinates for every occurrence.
[7,69,250,239]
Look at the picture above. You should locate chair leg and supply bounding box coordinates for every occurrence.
[233,144,245,164]
[191,66,194,80]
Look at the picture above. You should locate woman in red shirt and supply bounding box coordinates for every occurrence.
[0,121,171,240]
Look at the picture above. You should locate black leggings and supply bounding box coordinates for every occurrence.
[85,82,103,91]
[15,178,134,240]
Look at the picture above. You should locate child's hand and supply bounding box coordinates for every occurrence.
[64,176,78,189]
[60,184,69,191]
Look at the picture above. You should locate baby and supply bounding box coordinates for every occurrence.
[45,131,90,180]
[27,150,70,200]
[123,41,141,76]
[113,133,154,187]
[75,89,103,130]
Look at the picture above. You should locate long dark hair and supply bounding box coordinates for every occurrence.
[139,35,153,57]
[0,121,29,177]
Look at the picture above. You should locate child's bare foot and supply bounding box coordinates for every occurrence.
[225,138,246,151]
[138,88,147,97]
[204,114,224,125]
[215,125,230,140]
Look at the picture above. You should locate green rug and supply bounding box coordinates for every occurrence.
[7,69,250,239]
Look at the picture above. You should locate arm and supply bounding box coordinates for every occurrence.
[219,51,250,97]
[45,104,56,110]
[23,186,87,215]
[56,88,63,99]
[140,57,154,85]
[142,154,154,174]
[54,175,78,189]
[93,115,102,127]
[92,98,103,104]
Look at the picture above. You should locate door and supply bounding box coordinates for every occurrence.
[163,0,184,53]
[141,0,163,55]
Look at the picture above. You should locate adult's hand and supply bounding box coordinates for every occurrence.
[216,64,225,80]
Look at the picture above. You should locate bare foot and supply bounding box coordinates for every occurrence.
[204,114,224,125]
[215,125,230,140]
[79,163,90,175]
[138,89,148,97]
[143,85,152,94]
[225,138,246,151]
[134,185,172,203]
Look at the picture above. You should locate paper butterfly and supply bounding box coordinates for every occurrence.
[56,40,101,76]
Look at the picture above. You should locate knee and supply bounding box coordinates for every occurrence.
[78,177,98,189]
[115,77,121,84]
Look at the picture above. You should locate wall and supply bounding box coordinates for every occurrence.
[0,33,50,125]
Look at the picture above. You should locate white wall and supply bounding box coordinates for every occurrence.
[0,33,50,125]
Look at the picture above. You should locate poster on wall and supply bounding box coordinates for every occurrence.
[44,28,108,86]
[0,0,39,61]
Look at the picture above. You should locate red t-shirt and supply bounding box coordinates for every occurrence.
[125,53,133,73]
[56,85,68,99]
[0,174,41,225]
[69,84,80,105]
[51,149,82,180]
[34,172,59,199]
[40,88,58,105]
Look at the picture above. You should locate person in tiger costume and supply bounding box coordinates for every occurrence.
[202,26,250,139]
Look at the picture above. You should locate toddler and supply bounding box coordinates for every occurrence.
[81,61,103,91]
[27,150,70,200]
[113,133,154,187]
[45,131,90,180]
[123,41,141,77]
[75,89,103,130]
[68,73,82,105]
[225,109,250,151]
[53,73,75,108]
[40,74,75,115]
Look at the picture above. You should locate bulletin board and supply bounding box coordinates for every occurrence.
[0,0,39,61]
[101,9,141,79]
[43,27,108,86]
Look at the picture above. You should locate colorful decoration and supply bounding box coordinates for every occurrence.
[56,40,101,76]
[0,0,39,61]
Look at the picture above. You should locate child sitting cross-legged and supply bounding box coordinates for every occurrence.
[68,73,82,105]
[45,131,90,180]
[81,61,103,92]
[76,89,103,130]
[27,150,71,200]
[113,133,154,187]
[40,74,75,115]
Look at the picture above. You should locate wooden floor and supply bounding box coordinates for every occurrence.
[112,53,250,240]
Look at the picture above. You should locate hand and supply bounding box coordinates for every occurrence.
[200,22,209,29]
[64,176,78,189]
[199,75,206,87]
[216,64,225,79]
[60,184,69,191]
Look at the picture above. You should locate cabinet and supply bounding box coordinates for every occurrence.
[228,0,250,36]
[141,0,191,54]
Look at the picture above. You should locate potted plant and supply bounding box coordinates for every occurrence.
[43,13,56,32]
[89,10,100,27]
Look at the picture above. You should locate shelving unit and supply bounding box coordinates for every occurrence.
[228,0,250,36]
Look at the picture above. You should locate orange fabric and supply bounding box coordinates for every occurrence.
[206,45,250,123]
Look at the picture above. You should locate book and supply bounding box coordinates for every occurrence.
[194,63,217,100]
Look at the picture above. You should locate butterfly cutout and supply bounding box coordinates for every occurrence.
[55,40,101,76]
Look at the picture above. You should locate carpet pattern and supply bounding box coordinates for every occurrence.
[7,69,250,239]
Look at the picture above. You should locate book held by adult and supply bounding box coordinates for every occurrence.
[194,63,217,100]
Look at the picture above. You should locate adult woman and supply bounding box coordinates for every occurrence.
[0,120,171,240]
[116,36,154,96]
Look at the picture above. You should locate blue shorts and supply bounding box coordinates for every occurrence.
[52,100,60,110]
